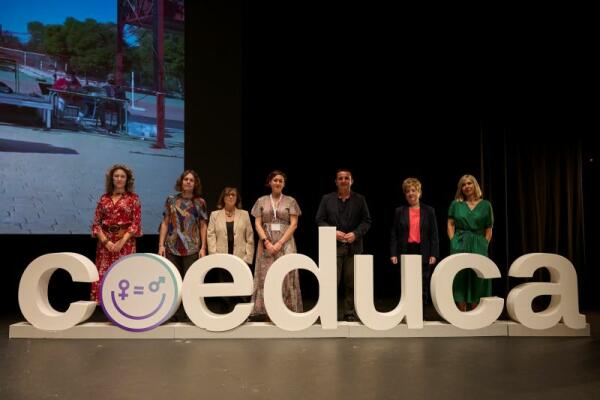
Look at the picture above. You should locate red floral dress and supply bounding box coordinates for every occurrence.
[91,192,142,303]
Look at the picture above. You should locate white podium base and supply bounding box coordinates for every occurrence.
[506,321,590,337]
[8,321,590,339]
[348,321,510,337]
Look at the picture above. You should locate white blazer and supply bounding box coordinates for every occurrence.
[207,209,255,264]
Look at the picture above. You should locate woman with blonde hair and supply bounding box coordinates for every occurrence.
[447,174,494,311]
[390,177,439,306]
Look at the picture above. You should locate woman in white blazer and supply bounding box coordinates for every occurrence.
[207,187,255,264]
[207,187,255,313]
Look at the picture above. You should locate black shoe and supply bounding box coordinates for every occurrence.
[344,314,357,322]
[89,308,107,322]
[248,314,266,322]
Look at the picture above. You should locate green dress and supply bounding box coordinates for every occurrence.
[448,199,494,303]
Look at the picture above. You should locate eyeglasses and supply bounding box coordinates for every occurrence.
[226,193,237,197]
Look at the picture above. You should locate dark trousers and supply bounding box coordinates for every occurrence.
[214,267,245,314]
[166,252,199,321]
[337,244,356,319]
[98,100,125,132]
[406,243,431,305]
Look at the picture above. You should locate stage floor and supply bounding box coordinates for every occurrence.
[2,311,600,400]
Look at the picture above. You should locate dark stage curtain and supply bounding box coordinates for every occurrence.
[483,129,592,308]
[511,138,584,268]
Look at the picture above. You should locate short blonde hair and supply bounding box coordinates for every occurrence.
[455,174,483,201]
[402,177,422,194]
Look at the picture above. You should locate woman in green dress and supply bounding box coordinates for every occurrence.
[447,174,494,311]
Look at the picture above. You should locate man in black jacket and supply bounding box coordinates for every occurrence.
[316,168,371,322]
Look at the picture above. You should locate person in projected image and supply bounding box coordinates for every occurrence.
[52,70,84,121]
[207,187,255,313]
[390,178,439,315]
[158,169,208,321]
[250,170,303,322]
[52,71,81,92]
[315,168,371,322]
[98,73,127,132]
[91,164,142,304]
[447,174,494,312]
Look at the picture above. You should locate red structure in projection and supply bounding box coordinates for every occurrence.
[117,0,184,148]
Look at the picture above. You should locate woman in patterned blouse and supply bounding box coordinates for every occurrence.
[158,170,208,280]
[158,170,208,321]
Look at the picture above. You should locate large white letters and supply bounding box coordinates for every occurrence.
[18,253,98,330]
[182,253,254,331]
[16,238,586,333]
[355,254,423,329]
[431,253,504,329]
[507,253,586,329]
[264,227,338,330]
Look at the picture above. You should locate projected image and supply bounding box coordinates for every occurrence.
[0,1,185,234]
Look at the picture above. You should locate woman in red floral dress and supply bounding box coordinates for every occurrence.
[91,164,142,303]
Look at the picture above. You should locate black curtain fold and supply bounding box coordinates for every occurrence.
[483,128,591,308]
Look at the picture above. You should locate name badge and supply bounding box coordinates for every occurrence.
[271,223,282,232]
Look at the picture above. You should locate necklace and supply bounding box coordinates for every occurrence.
[225,209,235,218]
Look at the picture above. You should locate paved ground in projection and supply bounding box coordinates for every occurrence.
[0,123,183,234]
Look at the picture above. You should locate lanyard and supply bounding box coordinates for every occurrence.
[270,194,283,220]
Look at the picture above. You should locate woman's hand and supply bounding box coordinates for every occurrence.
[158,244,166,257]
[272,241,283,254]
[112,238,126,253]
[390,256,398,265]
[264,239,279,256]
[264,240,275,255]
[105,241,115,252]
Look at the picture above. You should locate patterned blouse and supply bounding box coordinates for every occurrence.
[163,194,208,256]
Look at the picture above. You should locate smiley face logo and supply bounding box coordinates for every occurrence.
[100,253,182,332]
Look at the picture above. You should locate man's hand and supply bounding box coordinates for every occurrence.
[344,232,356,244]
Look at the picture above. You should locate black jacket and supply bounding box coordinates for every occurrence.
[315,191,371,254]
[390,203,439,263]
